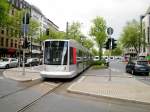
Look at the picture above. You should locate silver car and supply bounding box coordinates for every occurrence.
[0,58,18,69]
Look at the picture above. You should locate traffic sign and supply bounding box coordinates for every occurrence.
[107,27,113,35]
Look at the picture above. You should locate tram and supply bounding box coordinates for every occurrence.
[40,39,93,78]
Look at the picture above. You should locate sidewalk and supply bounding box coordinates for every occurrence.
[3,67,42,82]
[68,71,150,105]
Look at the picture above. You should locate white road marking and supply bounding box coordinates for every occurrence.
[111,68,121,72]
[77,76,85,83]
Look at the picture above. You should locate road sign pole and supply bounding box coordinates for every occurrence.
[108,36,112,81]
[22,10,26,76]
[107,27,114,81]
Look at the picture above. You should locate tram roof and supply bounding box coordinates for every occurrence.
[44,39,92,54]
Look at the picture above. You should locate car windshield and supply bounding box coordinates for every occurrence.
[137,61,148,65]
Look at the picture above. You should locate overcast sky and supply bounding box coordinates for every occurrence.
[26,0,150,39]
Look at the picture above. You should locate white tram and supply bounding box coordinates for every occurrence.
[40,39,93,78]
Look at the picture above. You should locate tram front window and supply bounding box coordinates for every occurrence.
[44,41,68,65]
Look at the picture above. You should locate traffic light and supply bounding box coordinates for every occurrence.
[23,38,30,48]
[104,38,111,50]
[23,13,30,24]
[112,38,117,49]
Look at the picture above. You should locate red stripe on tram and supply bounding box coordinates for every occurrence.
[73,48,76,64]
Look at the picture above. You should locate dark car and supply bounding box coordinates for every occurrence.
[126,60,150,76]
[25,58,39,67]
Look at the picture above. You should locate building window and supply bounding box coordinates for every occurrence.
[11,39,13,47]
[11,28,13,37]
[1,29,4,34]
[6,28,9,36]
[15,30,17,37]
[6,39,9,47]
[1,38,4,46]
[15,40,17,48]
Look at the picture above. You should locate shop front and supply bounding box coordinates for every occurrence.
[0,48,7,58]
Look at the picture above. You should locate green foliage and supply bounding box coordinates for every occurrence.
[29,19,40,38]
[92,65,107,69]
[68,21,82,41]
[83,39,94,49]
[111,47,123,56]
[92,60,106,65]
[91,48,98,56]
[92,60,108,69]
[90,16,107,60]
[103,50,110,56]
[120,19,140,53]
[38,29,66,42]
[0,0,9,26]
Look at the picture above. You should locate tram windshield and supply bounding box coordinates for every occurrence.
[44,41,68,65]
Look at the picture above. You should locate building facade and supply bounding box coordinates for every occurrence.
[0,0,30,58]
[0,0,59,58]
[140,6,150,56]
[29,5,59,57]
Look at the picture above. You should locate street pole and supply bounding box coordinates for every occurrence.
[108,37,112,81]
[22,10,26,75]
[107,27,114,81]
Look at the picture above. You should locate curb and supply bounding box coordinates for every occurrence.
[67,87,150,106]
[3,71,42,83]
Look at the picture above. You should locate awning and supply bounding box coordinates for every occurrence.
[7,48,16,54]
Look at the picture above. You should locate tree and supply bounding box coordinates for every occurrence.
[37,29,66,42]
[0,0,9,26]
[103,50,110,56]
[111,47,123,56]
[7,9,23,38]
[29,19,40,40]
[120,19,140,53]
[91,48,98,56]
[82,39,94,50]
[90,16,107,60]
[68,21,82,42]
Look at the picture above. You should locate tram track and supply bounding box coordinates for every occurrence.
[17,82,65,112]
[0,79,42,99]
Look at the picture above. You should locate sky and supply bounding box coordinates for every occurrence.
[26,0,150,39]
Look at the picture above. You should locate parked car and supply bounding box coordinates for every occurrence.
[126,60,150,76]
[25,58,39,67]
[0,58,18,69]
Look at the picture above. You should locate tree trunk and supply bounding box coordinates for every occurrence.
[99,43,102,61]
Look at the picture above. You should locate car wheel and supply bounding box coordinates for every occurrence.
[6,65,9,69]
